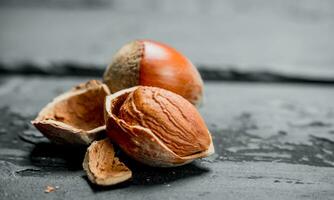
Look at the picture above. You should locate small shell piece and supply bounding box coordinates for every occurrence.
[83,138,132,186]
[32,80,110,145]
[105,86,214,167]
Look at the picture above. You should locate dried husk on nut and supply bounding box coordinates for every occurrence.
[83,138,132,186]
[103,40,142,93]
[32,80,110,145]
[103,40,203,106]
[105,86,214,167]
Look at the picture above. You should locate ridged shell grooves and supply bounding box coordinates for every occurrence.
[119,87,210,157]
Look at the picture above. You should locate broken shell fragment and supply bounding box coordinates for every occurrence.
[83,138,132,186]
[32,80,110,145]
[105,86,214,167]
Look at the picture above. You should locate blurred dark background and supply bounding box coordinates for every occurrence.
[1,0,334,80]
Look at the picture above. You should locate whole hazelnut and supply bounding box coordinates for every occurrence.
[103,40,203,106]
[104,86,214,167]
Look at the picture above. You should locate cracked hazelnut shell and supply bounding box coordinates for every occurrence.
[104,86,214,167]
[83,138,132,186]
[32,80,110,145]
[103,40,203,106]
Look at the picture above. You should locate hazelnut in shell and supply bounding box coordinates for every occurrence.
[103,40,203,106]
[32,80,110,145]
[104,86,214,167]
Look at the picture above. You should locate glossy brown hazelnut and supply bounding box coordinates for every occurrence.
[103,40,203,106]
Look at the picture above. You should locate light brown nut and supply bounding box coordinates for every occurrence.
[32,80,110,145]
[103,40,203,106]
[105,86,214,167]
[83,138,132,186]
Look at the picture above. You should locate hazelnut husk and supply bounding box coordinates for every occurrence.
[32,80,110,145]
[105,86,214,167]
[83,138,132,186]
[103,40,203,106]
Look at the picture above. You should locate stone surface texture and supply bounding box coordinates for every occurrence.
[0,76,333,200]
[1,0,334,78]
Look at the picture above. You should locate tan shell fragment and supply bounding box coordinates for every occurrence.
[105,86,214,167]
[83,138,132,186]
[32,80,110,145]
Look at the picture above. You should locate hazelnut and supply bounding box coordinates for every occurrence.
[103,40,203,106]
[32,80,110,145]
[104,86,214,167]
[83,138,132,186]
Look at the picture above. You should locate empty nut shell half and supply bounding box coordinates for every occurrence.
[105,86,214,167]
[32,80,110,145]
[83,138,132,186]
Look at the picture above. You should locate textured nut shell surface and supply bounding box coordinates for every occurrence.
[83,138,132,186]
[105,86,214,167]
[32,80,110,145]
[119,86,210,157]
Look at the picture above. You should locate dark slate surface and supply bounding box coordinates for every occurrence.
[0,75,333,200]
[1,0,334,78]
[1,2,334,199]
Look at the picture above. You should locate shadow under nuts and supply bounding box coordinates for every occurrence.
[105,86,214,167]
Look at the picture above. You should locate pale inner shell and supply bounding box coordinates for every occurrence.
[40,88,106,131]
[83,139,132,186]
